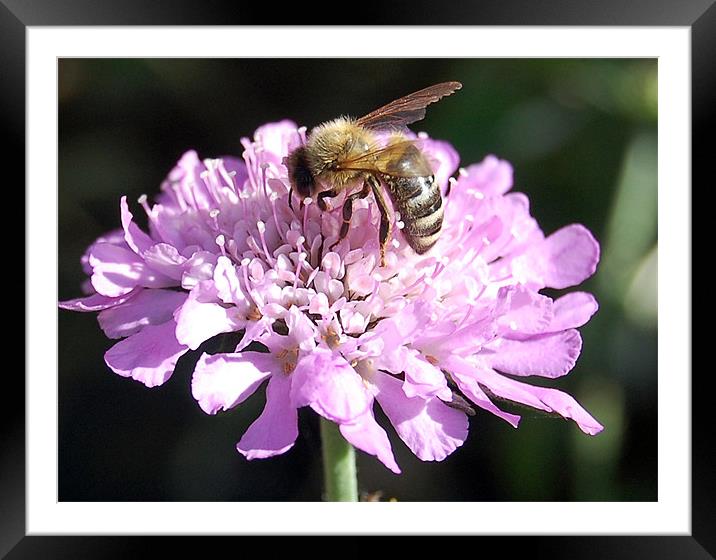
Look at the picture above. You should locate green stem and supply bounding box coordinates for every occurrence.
[320,417,358,501]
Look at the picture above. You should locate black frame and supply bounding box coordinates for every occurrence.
[7,1,707,556]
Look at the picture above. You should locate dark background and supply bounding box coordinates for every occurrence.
[58,59,657,501]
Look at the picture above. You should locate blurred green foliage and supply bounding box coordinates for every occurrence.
[59,59,657,501]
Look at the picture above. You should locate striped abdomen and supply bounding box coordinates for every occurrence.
[382,173,443,254]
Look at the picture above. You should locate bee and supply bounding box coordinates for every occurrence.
[283,82,462,265]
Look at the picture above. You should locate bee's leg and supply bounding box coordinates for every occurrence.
[330,182,371,251]
[317,188,341,211]
[367,175,392,267]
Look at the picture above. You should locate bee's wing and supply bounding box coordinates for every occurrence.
[355,82,462,131]
[336,139,434,177]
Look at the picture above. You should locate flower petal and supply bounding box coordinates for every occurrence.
[446,357,521,428]
[120,196,155,255]
[471,364,603,435]
[514,224,600,289]
[213,256,248,306]
[286,306,318,352]
[290,347,371,423]
[142,243,187,280]
[98,289,187,339]
[486,329,583,378]
[372,301,429,348]
[167,150,213,211]
[402,352,452,400]
[237,373,298,459]
[192,352,275,414]
[462,155,514,196]
[89,243,175,297]
[377,347,451,400]
[526,384,604,435]
[423,138,459,191]
[104,320,188,387]
[340,409,401,474]
[174,282,242,350]
[253,120,300,161]
[236,318,273,351]
[182,251,218,290]
[423,315,496,357]
[548,292,599,331]
[496,285,554,336]
[59,289,140,312]
[81,229,127,276]
[372,371,468,462]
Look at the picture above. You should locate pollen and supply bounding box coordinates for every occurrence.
[323,329,341,349]
[247,307,263,321]
[279,347,300,375]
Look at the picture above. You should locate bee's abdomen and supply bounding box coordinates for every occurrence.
[382,174,444,254]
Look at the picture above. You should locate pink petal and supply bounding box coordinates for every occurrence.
[59,289,140,312]
[169,150,213,211]
[81,228,127,276]
[548,292,599,331]
[425,315,496,357]
[98,289,187,339]
[286,306,318,352]
[88,243,144,297]
[142,243,187,280]
[253,120,300,161]
[516,224,600,289]
[219,156,249,187]
[237,373,298,459]
[104,320,188,387]
[192,352,275,414]
[290,347,371,423]
[462,155,514,196]
[120,196,154,255]
[486,329,583,378]
[182,251,218,290]
[308,292,330,316]
[372,371,468,462]
[527,384,604,435]
[174,282,242,350]
[320,252,342,279]
[89,243,175,297]
[377,347,451,400]
[472,364,603,435]
[213,256,248,306]
[446,357,521,427]
[496,285,553,336]
[422,138,459,191]
[340,409,401,474]
[372,301,428,348]
[236,318,273,351]
[480,195,540,265]
[403,352,452,400]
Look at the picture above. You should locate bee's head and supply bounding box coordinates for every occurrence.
[283,146,316,199]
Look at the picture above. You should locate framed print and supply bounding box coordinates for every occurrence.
[6,0,708,556]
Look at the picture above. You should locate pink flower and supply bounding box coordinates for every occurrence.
[60,120,602,473]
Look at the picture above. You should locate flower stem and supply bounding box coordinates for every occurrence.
[319,417,358,502]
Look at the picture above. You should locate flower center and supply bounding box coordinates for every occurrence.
[322,327,341,350]
[425,355,439,366]
[276,347,299,374]
[247,306,263,322]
